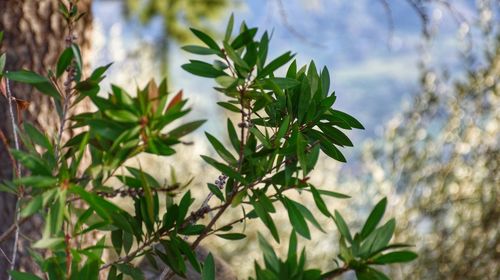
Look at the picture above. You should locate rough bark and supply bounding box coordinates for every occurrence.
[0,1,92,277]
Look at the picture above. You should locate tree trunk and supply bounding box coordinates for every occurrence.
[0,1,92,277]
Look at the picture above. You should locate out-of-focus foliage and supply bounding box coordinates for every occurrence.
[124,0,229,43]
[362,3,500,278]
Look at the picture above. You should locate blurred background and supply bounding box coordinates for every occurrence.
[88,0,500,278]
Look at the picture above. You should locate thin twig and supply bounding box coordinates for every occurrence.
[0,217,30,245]
[275,0,324,48]
[5,75,22,280]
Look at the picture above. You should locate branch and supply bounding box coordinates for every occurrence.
[4,75,22,280]
[321,266,350,279]
[0,217,29,245]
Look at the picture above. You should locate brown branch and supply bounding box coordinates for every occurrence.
[322,266,350,279]
[0,217,29,245]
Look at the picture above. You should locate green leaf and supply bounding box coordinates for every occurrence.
[217,101,240,113]
[334,210,352,243]
[309,186,331,217]
[252,198,280,242]
[312,188,350,199]
[56,47,74,77]
[201,155,245,184]
[223,41,249,70]
[259,77,300,90]
[202,253,215,280]
[257,32,269,70]
[177,191,193,226]
[6,70,46,83]
[104,110,139,123]
[231,27,258,49]
[250,127,271,149]
[167,120,206,139]
[111,230,123,255]
[257,233,280,270]
[20,195,43,217]
[24,123,52,151]
[331,110,364,129]
[32,237,64,249]
[10,150,52,176]
[190,28,220,51]
[115,264,145,280]
[355,267,390,280]
[207,183,225,202]
[283,197,310,239]
[215,75,237,88]
[5,70,60,100]
[90,63,113,81]
[293,200,325,232]
[182,45,221,55]
[14,176,57,188]
[287,231,298,264]
[359,219,396,258]
[259,51,295,78]
[0,53,6,74]
[216,233,246,240]
[224,14,234,42]
[9,271,44,280]
[373,251,418,264]
[182,60,225,78]
[227,119,240,152]
[180,224,206,235]
[71,43,83,79]
[275,115,290,145]
[319,140,346,162]
[360,197,387,239]
[318,124,353,147]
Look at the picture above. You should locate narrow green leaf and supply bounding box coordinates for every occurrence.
[20,195,43,217]
[115,264,145,280]
[202,253,215,280]
[227,119,240,152]
[201,155,245,183]
[9,271,44,280]
[182,45,220,55]
[318,124,353,147]
[309,186,331,217]
[224,14,234,41]
[231,27,258,49]
[334,210,352,243]
[331,110,364,129]
[6,70,46,83]
[217,101,240,113]
[190,28,220,51]
[216,233,246,240]
[259,51,295,78]
[6,70,60,100]
[373,251,418,264]
[215,75,237,88]
[71,43,83,78]
[104,110,139,123]
[14,176,57,189]
[167,120,206,139]
[283,197,310,239]
[360,197,387,239]
[0,53,6,74]
[207,183,225,202]
[182,60,225,78]
[223,41,249,70]
[56,47,74,77]
[32,237,64,249]
[24,123,52,151]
